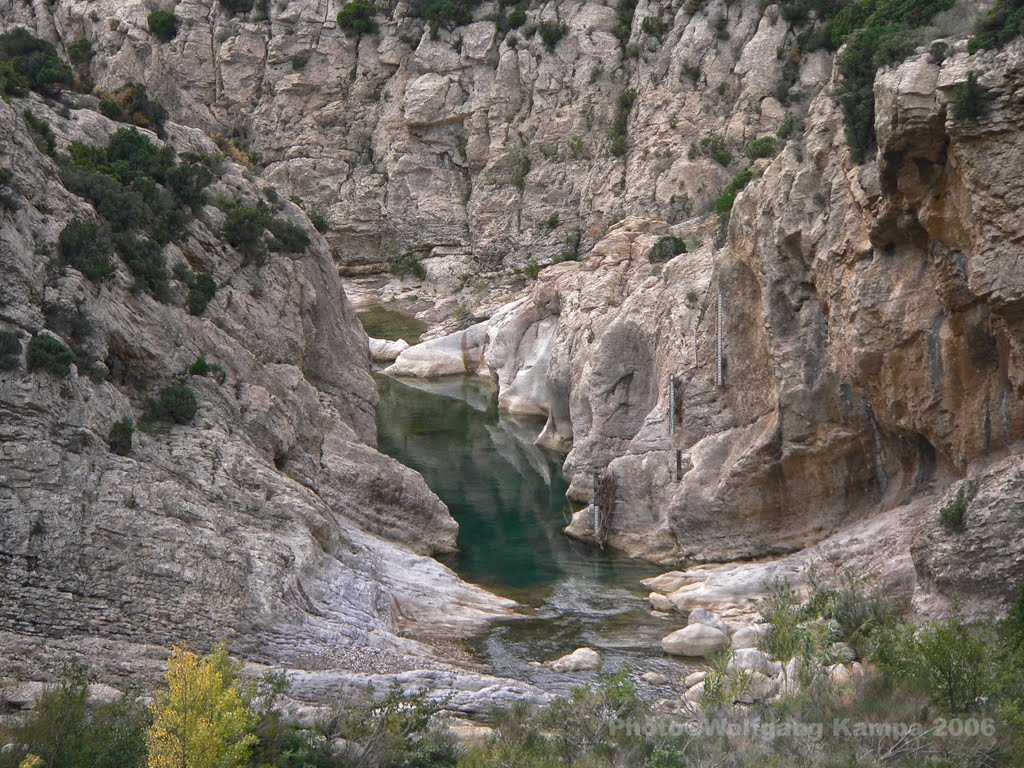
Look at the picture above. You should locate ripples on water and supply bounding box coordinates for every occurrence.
[369,317,693,692]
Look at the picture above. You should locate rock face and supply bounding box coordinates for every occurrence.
[384,39,1024,621]
[0,0,821,299]
[0,92,516,697]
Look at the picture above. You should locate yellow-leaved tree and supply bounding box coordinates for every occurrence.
[146,642,257,768]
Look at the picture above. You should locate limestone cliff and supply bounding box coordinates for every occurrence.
[0,86,532,709]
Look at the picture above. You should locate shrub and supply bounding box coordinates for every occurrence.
[877,613,993,712]
[0,167,16,209]
[0,330,22,370]
[608,88,637,157]
[0,27,74,96]
[114,234,171,299]
[613,0,638,43]
[189,355,226,383]
[95,83,168,136]
[223,203,271,264]
[337,1,379,36]
[108,418,133,455]
[509,148,531,189]
[147,10,180,43]
[307,209,328,232]
[2,660,149,768]
[290,51,310,70]
[389,255,427,280]
[266,216,310,253]
[968,0,1024,53]
[940,485,968,531]
[506,7,526,28]
[648,234,686,263]
[952,71,992,124]
[143,384,198,425]
[715,168,754,215]
[67,38,94,65]
[688,133,731,166]
[186,272,217,315]
[23,110,56,157]
[26,334,74,376]
[641,16,664,37]
[523,259,540,279]
[536,19,568,51]
[745,135,778,160]
[59,219,116,282]
[930,40,951,63]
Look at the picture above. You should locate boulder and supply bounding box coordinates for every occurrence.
[661,624,730,657]
[683,670,707,688]
[688,608,729,635]
[550,647,601,673]
[731,624,772,649]
[641,671,669,685]
[830,642,857,664]
[368,337,410,362]
[727,648,782,678]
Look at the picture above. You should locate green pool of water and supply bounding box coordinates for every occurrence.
[374,370,694,690]
[359,305,427,344]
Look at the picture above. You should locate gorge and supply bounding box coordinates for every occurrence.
[1,0,1024,763]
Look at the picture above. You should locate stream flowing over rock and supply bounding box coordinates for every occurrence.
[1,0,1023,709]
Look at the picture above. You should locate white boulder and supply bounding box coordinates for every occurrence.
[662,624,730,657]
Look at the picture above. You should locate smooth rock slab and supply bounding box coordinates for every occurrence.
[369,337,410,362]
[661,624,730,657]
[688,607,729,635]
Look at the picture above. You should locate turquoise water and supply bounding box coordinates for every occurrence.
[364,307,693,690]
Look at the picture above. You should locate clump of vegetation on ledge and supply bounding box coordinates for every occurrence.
[968,0,1024,53]
[0,27,74,97]
[337,1,379,36]
[147,9,181,43]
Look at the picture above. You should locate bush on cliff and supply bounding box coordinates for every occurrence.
[59,219,117,282]
[337,1,379,36]
[0,330,22,370]
[147,10,180,43]
[0,28,74,97]
[142,384,198,426]
[969,0,1024,53]
[26,334,74,377]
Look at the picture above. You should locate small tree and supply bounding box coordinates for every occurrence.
[337,1,378,36]
[147,643,257,768]
[143,385,198,426]
[59,219,116,282]
[26,335,74,376]
[185,273,217,315]
[148,10,180,42]
[109,418,134,456]
[952,71,992,124]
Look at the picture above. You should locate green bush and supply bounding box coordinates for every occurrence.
[613,0,638,43]
[143,384,198,426]
[266,216,311,253]
[0,27,74,96]
[186,272,217,315]
[608,88,637,157]
[648,235,686,263]
[536,19,568,52]
[147,10,180,43]
[745,135,778,160]
[59,219,116,282]
[0,661,149,768]
[641,15,664,37]
[389,255,427,280]
[952,71,992,124]
[0,330,22,370]
[307,209,328,232]
[114,234,171,300]
[26,334,74,376]
[108,418,134,455]
[715,168,754,215]
[23,110,56,157]
[523,259,540,279]
[688,134,731,166]
[877,613,993,712]
[290,51,310,70]
[506,7,526,28]
[95,83,168,136]
[968,0,1024,53]
[189,355,226,384]
[832,0,956,162]
[337,1,379,36]
[939,485,968,531]
[67,38,94,65]
[223,202,271,264]
[0,167,15,209]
